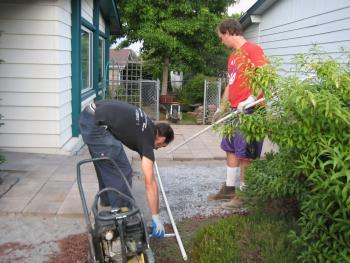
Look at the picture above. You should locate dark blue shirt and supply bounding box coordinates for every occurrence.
[94,100,156,161]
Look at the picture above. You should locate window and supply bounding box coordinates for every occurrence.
[81,26,93,93]
[98,36,105,83]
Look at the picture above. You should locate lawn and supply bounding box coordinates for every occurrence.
[150,209,299,263]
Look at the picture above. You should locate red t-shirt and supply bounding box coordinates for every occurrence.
[227,41,266,107]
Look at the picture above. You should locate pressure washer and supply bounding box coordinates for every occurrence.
[77,157,154,263]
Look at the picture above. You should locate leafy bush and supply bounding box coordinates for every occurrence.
[177,74,216,105]
[244,149,306,217]
[190,211,298,263]
[224,48,350,262]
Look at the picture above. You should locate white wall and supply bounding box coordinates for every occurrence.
[99,10,105,33]
[244,0,350,72]
[243,23,260,44]
[82,0,93,23]
[0,0,72,153]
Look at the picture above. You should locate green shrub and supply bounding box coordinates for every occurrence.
[244,149,307,218]
[177,74,216,105]
[222,48,350,262]
[190,211,298,263]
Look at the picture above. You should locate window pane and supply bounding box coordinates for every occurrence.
[81,29,90,91]
[98,37,104,83]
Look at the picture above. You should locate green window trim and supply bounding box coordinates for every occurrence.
[99,31,107,38]
[93,0,99,98]
[98,36,105,84]
[81,18,96,32]
[71,0,117,136]
[71,0,81,137]
[81,26,94,95]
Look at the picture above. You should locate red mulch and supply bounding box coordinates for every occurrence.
[0,242,34,263]
[46,233,89,263]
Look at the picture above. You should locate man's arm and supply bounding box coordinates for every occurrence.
[221,84,230,110]
[223,84,229,99]
[212,84,230,122]
[141,156,159,215]
[141,155,165,238]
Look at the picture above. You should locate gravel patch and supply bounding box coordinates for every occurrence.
[155,161,235,223]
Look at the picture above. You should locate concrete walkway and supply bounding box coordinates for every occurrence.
[0,125,226,217]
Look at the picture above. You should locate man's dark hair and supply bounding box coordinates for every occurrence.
[156,123,174,144]
[217,19,243,36]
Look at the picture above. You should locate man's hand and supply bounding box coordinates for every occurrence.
[212,108,222,123]
[237,95,255,112]
[151,214,165,238]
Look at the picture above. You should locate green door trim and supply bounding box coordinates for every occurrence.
[93,0,100,97]
[105,24,110,83]
[71,0,116,137]
[71,0,81,137]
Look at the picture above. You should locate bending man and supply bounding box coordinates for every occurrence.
[79,100,174,238]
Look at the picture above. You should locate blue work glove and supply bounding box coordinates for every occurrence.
[151,214,165,238]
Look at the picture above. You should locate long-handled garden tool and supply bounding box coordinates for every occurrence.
[167,97,266,154]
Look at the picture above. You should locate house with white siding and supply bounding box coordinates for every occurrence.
[240,0,350,72]
[0,0,122,154]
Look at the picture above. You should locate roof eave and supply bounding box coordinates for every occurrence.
[239,0,278,30]
[99,0,122,36]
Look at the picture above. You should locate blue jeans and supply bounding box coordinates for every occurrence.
[79,105,133,208]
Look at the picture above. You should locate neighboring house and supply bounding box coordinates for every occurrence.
[109,48,140,82]
[240,0,350,72]
[0,0,122,154]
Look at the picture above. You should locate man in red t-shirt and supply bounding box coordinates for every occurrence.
[208,19,266,209]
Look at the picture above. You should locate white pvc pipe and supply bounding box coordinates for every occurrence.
[154,161,188,261]
[167,97,266,154]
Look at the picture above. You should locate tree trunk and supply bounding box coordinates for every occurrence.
[161,57,170,95]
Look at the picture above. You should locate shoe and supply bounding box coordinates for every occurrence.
[221,196,242,210]
[207,183,235,201]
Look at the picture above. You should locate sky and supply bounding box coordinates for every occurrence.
[228,0,258,15]
[113,0,258,54]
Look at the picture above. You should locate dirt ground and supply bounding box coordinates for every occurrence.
[0,160,232,262]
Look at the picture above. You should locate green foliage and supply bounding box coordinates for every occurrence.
[223,48,350,262]
[244,57,280,100]
[244,149,307,212]
[190,211,299,263]
[117,1,234,77]
[177,74,215,105]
